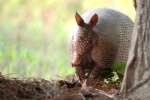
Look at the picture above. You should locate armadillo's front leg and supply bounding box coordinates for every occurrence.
[86,66,102,86]
[75,67,86,83]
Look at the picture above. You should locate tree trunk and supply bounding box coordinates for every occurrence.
[120,0,150,99]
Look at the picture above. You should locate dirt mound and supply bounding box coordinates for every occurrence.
[0,74,119,100]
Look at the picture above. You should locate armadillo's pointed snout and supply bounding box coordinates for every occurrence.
[72,59,80,67]
[71,54,81,67]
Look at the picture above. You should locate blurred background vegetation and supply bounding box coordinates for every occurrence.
[0,0,135,79]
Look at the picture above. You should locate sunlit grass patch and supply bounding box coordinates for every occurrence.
[101,63,126,85]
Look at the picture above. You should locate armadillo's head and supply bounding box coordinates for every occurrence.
[71,12,98,67]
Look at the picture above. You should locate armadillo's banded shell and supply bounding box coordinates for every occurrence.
[116,13,133,63]
[81,8,134,64]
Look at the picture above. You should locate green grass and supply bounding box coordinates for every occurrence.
[103,63,126,84]
[113,63,126,75]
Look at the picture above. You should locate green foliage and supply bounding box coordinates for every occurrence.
[104,71,121,85]
[113,63,126,75]
[101,63,126,85]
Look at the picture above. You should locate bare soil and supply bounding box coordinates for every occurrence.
[0,74,120,100]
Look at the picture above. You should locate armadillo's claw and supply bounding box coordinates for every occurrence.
[81,80,87,90]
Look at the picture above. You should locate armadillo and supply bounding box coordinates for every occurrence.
[71,8,134,83]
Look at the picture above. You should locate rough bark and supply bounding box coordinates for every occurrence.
[133,0,137,10]
[120,0,150,99]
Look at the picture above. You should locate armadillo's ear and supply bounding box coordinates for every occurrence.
[75,12,85,27]
[89,14,98,28]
